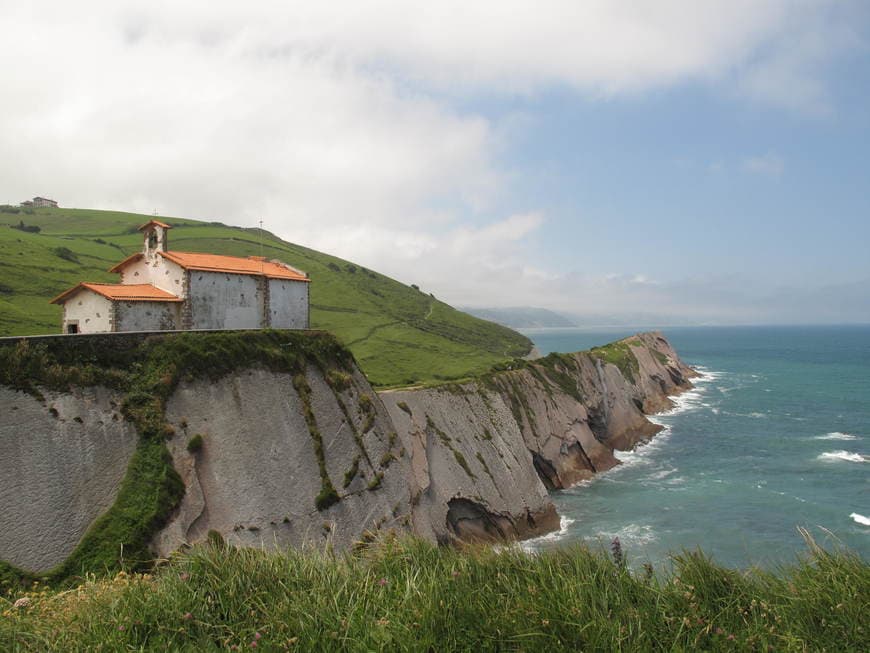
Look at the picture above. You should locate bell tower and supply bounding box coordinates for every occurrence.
[138,220,172,259]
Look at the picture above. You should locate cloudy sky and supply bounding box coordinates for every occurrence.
[2,1,869,324]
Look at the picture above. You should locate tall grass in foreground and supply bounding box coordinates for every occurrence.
[1,535,867,652]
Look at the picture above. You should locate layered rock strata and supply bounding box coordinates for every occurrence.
[0,330,693,574]
[380,331,695,542]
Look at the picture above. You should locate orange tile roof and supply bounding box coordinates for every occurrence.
[138,219,172,230]
[108,252,143,273]
[159,251,309,281]
[50,283,182,304]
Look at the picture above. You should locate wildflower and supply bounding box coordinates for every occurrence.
[716,627,725,635]
[250,642,257,648]
[376,618,390,627]
[118,625,126,631]
[378,578,388,586]
[254,632,262,640]
[182,612,193,621]
[452,570,461,578]
[611,537,624,567]
[541,619,550,626]
[13,597,31,609]
[179,573,190,582]
[727,634,736,641]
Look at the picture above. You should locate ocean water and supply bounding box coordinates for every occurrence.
[520,325,869,569]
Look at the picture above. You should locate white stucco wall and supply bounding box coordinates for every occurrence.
[120,255,186,297]
[62,291,112,333]
[188,271,264,329]
[269,279,309,329]
[115,301,181,331]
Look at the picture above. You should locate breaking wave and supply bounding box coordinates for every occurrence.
[817,451,866,463]
[814,432,859,441]
[519,515,575,552]
[850,513,870,526]
[594,523,658,547]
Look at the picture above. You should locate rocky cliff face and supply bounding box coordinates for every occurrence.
[0,330,693,578]
[379,331,695,543]
[486,331,695,490]
[154,364,411,556]
[0,385,137,572]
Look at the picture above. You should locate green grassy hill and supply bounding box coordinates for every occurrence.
[0,206,531,386]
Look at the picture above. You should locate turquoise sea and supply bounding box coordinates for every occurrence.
[520,325,869,569]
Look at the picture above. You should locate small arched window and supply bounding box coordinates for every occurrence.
[148,230,158,250]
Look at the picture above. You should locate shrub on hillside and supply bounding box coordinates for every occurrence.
[52,246,79,263]
[11,220,39,233]
[186,434,204,453]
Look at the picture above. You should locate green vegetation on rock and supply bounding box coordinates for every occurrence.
[0,207,532,386]
[0,330,355,585]
[2,536,866,651]
[590,341,640,382]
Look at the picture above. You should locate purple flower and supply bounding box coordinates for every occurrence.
[611,537,624,567]
[378,577,388,586]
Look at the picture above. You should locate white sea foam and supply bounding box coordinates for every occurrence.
[595,523,658,547]
[814,432,859,441]
[850,513,870,526]
[612,430,672,471]
[646,468,678,481]
[817,451,866,463]
[692,366,722,383]
[656,388,705,417]
[519,515,575,552]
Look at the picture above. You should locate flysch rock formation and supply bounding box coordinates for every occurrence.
[382,384,559,544]
[487,331,696,490]
[0,330,694,575]
[154,365,412,556]
[0,385,138,572]
[380,331,695,542]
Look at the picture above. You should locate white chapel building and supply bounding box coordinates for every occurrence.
[51,220,310,334]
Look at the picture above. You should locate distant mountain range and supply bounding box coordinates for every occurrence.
[462,307,577,329]
[464,306,708,329]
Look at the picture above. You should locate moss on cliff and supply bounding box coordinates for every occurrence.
[0,330,357,585]
[590,341,640,382]
[292,372,340,511]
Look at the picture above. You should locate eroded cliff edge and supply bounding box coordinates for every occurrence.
[380,331,695,543]
[0,330,693,580]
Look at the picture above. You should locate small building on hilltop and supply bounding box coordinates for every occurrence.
[50,220,310,334]
[22,197,58,208]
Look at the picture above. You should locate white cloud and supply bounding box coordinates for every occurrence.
[0,1,864,321]
[743,153,785,178]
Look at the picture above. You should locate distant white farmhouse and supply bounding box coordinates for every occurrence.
[51,220,310,334]
[21,197,59,208]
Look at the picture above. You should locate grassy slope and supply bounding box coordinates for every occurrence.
[0,207,531,386]
[2,537,867,652]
